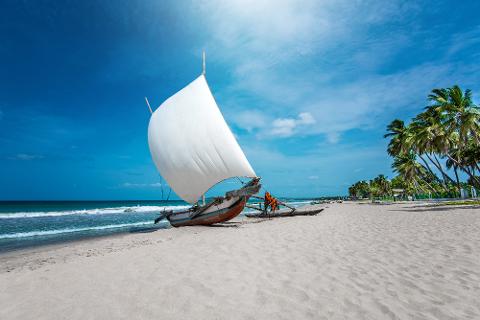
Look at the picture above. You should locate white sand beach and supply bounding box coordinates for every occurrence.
[1,202,479,320]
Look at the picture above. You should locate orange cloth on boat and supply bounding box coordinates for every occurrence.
[265,192,279,212]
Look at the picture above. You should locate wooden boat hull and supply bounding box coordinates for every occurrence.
[153,178,260,227]
[168,197,248,227]
[245,206,324,218]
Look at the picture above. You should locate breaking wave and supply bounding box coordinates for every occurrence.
[283,200,313,206]
[0,221,165,240]
[0,205,190,219]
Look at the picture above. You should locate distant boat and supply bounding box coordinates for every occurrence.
[146,53,261,227]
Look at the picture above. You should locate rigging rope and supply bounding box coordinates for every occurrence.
[159,174,172,216]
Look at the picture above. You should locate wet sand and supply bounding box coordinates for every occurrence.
[1,202,479,319]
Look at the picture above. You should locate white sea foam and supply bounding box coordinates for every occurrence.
[0,221,167,240]
[283,201,313,206]
[0,205,190,219]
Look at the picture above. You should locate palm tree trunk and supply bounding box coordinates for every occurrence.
[430,153,455,183]
[418,177,437,193]
[464,166,474,177]
[412,180,419,193]
[425,153,446,183]
[453,166,460,196]
[472,166,479,187]
[414,167,437,193]
[413,177,432,194]
[433,154,454,183]
[445,153,480,187]
[424,154,451,190]
[474,162,480,174]
[413,178,421,193]
[418,155,441,182]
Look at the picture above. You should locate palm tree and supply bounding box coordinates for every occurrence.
[356,181,371,198]
[429,86,480,146]
[348,185,356,198]
[391,175,415,195]
[463,142,480,175]
[447,143,480,188]
[445,154,461,193]
[392,152,435,193]
[381,85,479,196]
[349,180,371,199]
[384,119,408,157]
[408,107,455,189]
[385,118,445,189]
[427,86,480,186]
[370,174,391,198]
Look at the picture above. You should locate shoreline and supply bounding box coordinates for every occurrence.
[0,213,271,272]
[0,199,319,253]
[2,200,478,258]
[0,222,169,255]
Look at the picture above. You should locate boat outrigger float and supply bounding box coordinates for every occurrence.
[244,194,324,218]
[147,52,261,227]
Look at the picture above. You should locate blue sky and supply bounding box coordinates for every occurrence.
[1,0,479,200]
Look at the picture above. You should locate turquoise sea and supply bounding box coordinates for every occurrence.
[0,199,317,252]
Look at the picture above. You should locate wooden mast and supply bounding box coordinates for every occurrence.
[201,50,206,207]
[145,97,153,114]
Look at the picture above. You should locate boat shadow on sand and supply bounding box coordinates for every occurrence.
[206,221,242,228]
[128,210,314,233]
[129,222,245,232]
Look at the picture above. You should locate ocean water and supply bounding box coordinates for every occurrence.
[0,199,315,252]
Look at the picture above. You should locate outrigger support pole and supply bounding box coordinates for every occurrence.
[154,210,173,224]
[277,199,296,212]
[250,195,296,213]
[246,204,263,212]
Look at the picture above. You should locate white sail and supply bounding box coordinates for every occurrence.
[148,75,256,204]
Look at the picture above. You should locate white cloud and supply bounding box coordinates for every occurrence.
[298,112,315,125]
[270,118,296,137]
[197,0,479,141]
[446,26,480,57]
[232,110,267,132]
[232,110,316,138]
[326,132,340,144]
[179,1,480,195]
[232,62,473,140]
[150,182,162,187]
[268,112,316,137]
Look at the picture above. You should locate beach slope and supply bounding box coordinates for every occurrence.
[1,202,479,319]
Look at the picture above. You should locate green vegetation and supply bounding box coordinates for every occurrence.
[349,85,480,200]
